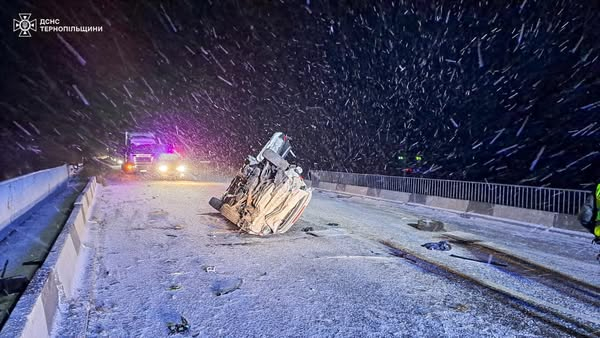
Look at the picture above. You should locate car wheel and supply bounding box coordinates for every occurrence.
[209,197,223,211]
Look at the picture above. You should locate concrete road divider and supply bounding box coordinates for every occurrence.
[0,177,97,338]
[427,196,469,212]
[0,165,69,234]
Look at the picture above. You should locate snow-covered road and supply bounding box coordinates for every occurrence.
[54,179,599,337]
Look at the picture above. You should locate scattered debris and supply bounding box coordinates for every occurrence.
[412,219,445,232]
[167,316,190,335]
[421,241,452,251]
[301,226,314,232]
[204,266,216,273]
[168,284,182,291]
[213,278,243,296]
[452,303,469,312]
[326,222,339,227]
[450,254,507,267]
[166,234,178,237]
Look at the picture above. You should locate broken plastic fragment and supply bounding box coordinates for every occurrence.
[167,316,190,335]
[421,241,452,251]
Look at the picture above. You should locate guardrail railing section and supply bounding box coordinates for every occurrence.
[309,171,590,215]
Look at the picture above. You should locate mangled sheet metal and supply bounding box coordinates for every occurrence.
[210,132,312,235]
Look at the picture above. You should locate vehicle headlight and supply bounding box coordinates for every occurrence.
[176,165,186,172]
[117,159,124,165]
[158,164,168,172]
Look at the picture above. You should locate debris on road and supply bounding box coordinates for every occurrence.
[167,316,190,335]
[168,284,182,291]
[421,240,452,251]
[452,303,469,312]
[413,219,445,232]
[204,266,216,273]
[213,278,243,296]
[326,222,339,226]
[301,226,314,232]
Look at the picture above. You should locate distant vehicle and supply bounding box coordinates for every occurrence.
[122,132,160,173]
[209,132,312,235]
[154,145,187,179]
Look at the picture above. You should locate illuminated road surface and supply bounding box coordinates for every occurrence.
[54,178,599,337]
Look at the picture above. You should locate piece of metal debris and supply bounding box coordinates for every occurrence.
[415,219,445,232]
[421,241,452,251]
[167,316,190,335]
[213,278,243,296]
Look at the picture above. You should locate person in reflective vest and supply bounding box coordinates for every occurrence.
[579,183,600,243]
[595,183,600,241]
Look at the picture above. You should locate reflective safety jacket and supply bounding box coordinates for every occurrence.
[578,183,600,236]
[595,184,600,237]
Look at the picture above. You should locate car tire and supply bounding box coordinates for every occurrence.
[209,197,223,211]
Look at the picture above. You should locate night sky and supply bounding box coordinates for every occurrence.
[0,0,599,189]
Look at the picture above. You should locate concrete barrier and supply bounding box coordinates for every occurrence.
[552,214,582,232]
[0,177,98,338]
[493,205,556,228]
[312,184,587,233]
[379,190,411,202]
[467,201,494,216]
[426,196,469,212]
[319,182,337,191]
[345,185,368,196]
[0,165,69,234]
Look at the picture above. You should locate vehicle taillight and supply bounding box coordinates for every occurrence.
[123,162,135,172]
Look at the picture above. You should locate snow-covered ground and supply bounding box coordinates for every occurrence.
[54,179,599,337]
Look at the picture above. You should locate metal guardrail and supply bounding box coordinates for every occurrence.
[309,170,591,215]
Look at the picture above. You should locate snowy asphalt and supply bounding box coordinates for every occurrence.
[54,179,599,337]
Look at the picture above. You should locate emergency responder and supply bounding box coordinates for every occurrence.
[579,183,600,244]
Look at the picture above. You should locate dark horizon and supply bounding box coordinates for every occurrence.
[0,0,599,189]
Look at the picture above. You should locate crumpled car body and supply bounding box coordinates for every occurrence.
[209,132,312,235]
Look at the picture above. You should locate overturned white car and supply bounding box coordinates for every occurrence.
[209,132,312,235]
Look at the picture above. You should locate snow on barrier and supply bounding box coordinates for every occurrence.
[0,177,98,338]
[0,165,70,234]
[309,172,587,233]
